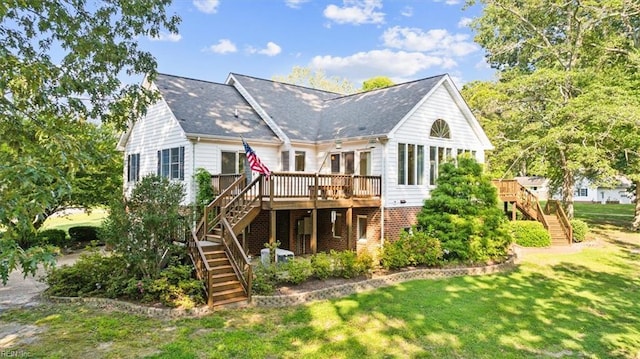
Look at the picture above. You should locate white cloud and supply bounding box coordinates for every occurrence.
[206,39,237,54]
[401,6,413,17]
[381,26,478,57]
[149,32,182,42]
[310,49,456,81]
[285,0,310,8]
[323,0,385,25]
[433,0,462,5]
[247,42,282,56]
[475,57,491,70]
[193,0,220,14]
[457,17,473,28]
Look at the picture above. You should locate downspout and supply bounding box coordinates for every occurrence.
[191,138,198,229]
[379,136,389,249]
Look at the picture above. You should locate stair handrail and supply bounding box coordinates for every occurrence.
[219,217,252,300]
[202,174,247,239]
[186,229,214,305]
[545,200,573,244]
[493,179,547,228]
[223,175,263,227]
[213,175,262,301]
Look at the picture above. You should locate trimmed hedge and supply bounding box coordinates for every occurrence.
[68,226,100,243]
[37,229,68,248]
[510,220,551,247]
[571,219,589,243]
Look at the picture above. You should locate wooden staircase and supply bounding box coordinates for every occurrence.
[493,180,572,245]
[188,174,263,309]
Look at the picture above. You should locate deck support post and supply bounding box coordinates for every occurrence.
[511,202,517,221]
[346,207,353,250]
[311,208,317,254]
[269,210,276,244]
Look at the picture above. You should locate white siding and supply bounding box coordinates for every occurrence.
[123,98,192,204]
[385,82,488,208]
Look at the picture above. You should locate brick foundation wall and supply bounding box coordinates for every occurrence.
[384,206,422,242]
[241,207,384,257]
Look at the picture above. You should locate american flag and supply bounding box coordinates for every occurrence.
[243,139,271,178]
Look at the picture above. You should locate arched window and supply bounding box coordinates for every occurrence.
[430,119,451,139]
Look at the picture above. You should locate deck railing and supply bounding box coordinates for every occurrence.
[242,172,383,200]
[492,179,547,228]
[211,174,244,195]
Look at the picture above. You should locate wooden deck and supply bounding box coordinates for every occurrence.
[212,172,382,210]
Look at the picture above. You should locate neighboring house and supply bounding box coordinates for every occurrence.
[514,176,550,200]
[118,72,493,258]
[568,176,635,204]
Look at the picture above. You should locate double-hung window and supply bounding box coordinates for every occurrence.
[157,146,184,180]
[127,153,140,183]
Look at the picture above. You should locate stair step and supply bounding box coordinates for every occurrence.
[211,272,238,282]
[212,287,246,302]
[212,280,243,292]
[210,264,235,275]
[208,257,230,265]
[212,295,248,309]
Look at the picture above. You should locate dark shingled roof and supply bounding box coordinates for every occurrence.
[228,73,341,142]
[317,75,445,141]
[154,73,279,141]
[155,72,446,143]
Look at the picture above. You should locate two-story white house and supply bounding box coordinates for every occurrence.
[118,72,493,260]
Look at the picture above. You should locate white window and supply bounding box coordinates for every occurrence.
[429,146,453,186]
[398,143,424,185]
[357,215,368,241]
[157,147,184,180]
[221,151,246,174]
[295,151,305,171]
[281,151,290,171]
[430,119,451,139]
[127,153,140,183]
[332,212,342,238]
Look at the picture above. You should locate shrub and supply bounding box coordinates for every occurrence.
[282,258,313,285]
[380,231,443,269]
[380,237,410,269]
[416,156,513,261]
[137,265,204,308]
[37,229,68,248]
[45,252,130,297]
[101,175,186,278]
[354,251,374,277]
[571,219,589,243]
[310,252,332,280]
[252,263,277,295]
[510,221,551,247]
[46,253,204,307]
[68,226,100,244]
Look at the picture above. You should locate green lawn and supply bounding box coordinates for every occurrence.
[41,208,109,234]
[2,228,639,358]
[573,202,635,229]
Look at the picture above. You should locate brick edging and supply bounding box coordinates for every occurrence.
[46,256,517,318]
[252,256,517,307]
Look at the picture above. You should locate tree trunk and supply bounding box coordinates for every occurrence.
[559,150,575,219]
[633,180,640,230]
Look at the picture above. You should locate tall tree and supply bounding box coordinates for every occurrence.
[361,76,394,91]
[0,1,179,280]
[273,66,356,94]
[467,0,640,219]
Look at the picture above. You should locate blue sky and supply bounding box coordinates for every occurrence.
[140,0,496,89]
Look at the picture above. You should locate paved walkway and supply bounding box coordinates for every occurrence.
[0,251,84,312]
